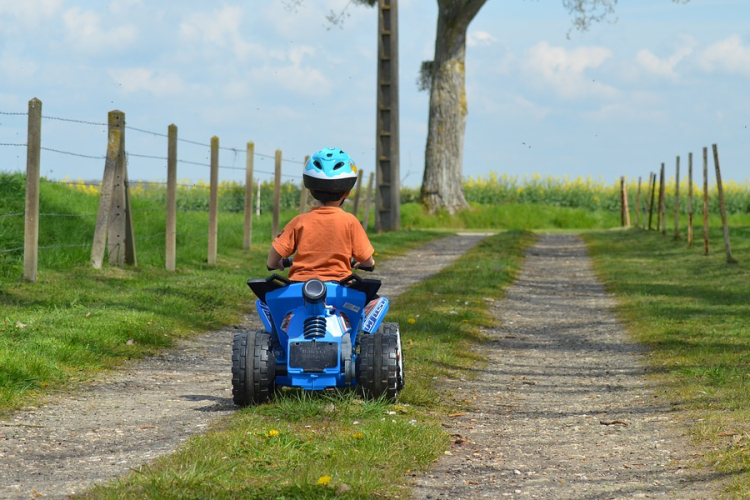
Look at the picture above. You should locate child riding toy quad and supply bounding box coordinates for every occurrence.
[231,267,404,405]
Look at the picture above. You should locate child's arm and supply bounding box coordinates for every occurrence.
[353,254,375,269]
[266,246,286,270]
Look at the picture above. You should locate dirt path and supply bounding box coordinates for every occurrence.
[0,234,486,500]
[410,233,723,499]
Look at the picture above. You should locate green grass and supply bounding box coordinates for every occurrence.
[79,230,535,499]
[583,225,750,498]
[401,201,620,230]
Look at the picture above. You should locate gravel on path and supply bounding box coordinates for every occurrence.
[0,233,486,500]
[410,233,723,500]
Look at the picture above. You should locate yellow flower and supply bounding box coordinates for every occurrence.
[352,432,363,439]
[265,429,279,438]
[316,476,332,486]
[407,318,416,324]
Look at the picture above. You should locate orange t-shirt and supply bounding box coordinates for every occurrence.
[272,206,375,282]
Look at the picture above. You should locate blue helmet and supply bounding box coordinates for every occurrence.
[303,148,358,193]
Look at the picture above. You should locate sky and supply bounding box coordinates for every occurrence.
[0,0,748,188]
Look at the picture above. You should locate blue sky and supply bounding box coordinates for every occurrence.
[0,0,748,188]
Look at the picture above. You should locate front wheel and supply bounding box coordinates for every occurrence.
[231,330,276,406]
[356,323,403,401]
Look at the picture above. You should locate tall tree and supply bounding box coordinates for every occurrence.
[421,0,488,214]
[327,0,688,214]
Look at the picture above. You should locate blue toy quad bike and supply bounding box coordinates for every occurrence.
[231,269,404,405]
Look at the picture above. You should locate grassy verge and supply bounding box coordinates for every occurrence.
[583,226,750,498]
[79,230,535,499]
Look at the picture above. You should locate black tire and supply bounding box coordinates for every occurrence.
[231,330,276,406]
[356,324,402,401]
[381,322,405,391]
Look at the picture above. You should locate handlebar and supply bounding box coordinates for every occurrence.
[267,257,373,272]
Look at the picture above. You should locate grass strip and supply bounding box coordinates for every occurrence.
[79,230,536,499]
[583,226,750,498]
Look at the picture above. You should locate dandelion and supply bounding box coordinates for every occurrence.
[407,318,416,324]
[265,429,279,438]
[316,476,332,486]
[352,432,363,439]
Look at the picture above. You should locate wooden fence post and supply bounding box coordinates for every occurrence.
[351,169,364,215]
[673,156,680,240]
[207,136,219,266]
[648,171,656,231]
[712,144,737,264]
[243,141,254,250]
[658,162,666,235]
[362,171,375,232]
[299,155,310,214]
[256,180,261,217]
[23,98,42,283]
[702,147,709,256]
[634,176,642,229]
[687,152,694,248]
[272,149,282,238]
[108,111,136,267]
[91,110,135,268]
[165,124,177,271]
[620,176,630,227]
[620,175,625,227]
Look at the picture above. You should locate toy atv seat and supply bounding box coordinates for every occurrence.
[231,273,403,406]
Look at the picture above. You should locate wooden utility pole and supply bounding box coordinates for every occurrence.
[23,98,42,282]
[375,0,400,232]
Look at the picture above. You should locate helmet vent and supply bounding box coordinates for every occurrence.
[313,160,323,169]
[333,161,345,170]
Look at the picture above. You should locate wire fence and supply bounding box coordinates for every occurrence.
[0,100,376,278]
[0,108,304,180]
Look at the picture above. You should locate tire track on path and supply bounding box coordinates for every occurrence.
[411,233,724,500]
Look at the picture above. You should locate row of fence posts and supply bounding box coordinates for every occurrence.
[620,143,737,264]
[19,99,375,282]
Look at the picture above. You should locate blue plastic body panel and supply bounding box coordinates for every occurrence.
[257,281,371,390]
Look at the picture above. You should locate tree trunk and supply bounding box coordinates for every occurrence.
[421,0,487,214]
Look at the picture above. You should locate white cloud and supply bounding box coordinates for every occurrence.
[249,46,330,96]
[63,6,137,53]
[108,68,186,97]
[179,5,264,61]
[468,31,497,47]
[522,41,617,100]
[0,52,38,82]
[635,35,696,80]
[697,35,750,77]
[0,0,62,20]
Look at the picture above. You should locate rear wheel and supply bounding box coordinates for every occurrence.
[356,324,402,401]
[231,330,276,406]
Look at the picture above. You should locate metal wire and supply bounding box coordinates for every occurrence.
[42,115,107,127]
[40,146,105,160]
[0,246,24,255]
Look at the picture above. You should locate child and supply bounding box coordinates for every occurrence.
[266,147,375,282]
